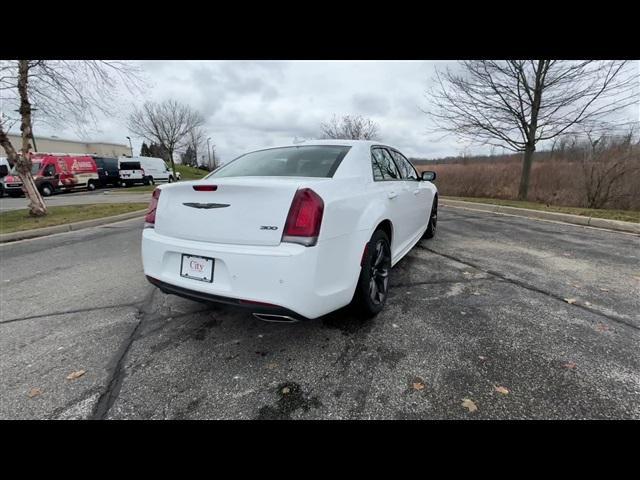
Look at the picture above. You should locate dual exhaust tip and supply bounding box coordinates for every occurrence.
[252,313,299,323]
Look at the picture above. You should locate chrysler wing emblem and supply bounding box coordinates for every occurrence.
[183,202,230,209]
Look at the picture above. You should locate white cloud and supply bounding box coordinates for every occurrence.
[20,60,640,163]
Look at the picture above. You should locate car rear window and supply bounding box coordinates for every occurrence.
[120,162,141,170]
[208,145,351,179]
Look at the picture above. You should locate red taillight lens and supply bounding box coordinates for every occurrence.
[282,188,324,246]
[193,185,217,191]
[144,188,161,228]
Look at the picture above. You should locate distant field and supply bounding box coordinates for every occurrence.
[444,196,640,223]
[175,164,209,180]
[415,156,640,211]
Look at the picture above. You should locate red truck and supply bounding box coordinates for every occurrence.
[2,153,99,197]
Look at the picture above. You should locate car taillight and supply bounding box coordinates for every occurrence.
[193,185,217,191]
[144,188,161,228]
[282,188,324,246]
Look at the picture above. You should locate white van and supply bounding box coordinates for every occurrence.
[0,157,10,198]
[117,157,146,187]
[134,156,178,184]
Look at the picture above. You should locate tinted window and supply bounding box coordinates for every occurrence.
[120,162,141,170]
[208,145,351,179]
[94,158,105,169]
[371,148,401,181]
[31,162,41,175]
[104,158,118,170]
[390,150,418,180]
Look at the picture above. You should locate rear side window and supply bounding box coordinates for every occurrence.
[105,158,118,170]
[390,150,418,180]
[371,148,401,181]
[208,145,351,179]
[120,162,141,170]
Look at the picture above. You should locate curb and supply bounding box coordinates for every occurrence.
[0,209,147,243]
[441,199,640,235]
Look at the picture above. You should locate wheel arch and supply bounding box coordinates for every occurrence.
[374,219,393,248]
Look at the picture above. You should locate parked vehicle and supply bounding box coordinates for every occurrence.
[92,156,120,187]
[142,140,438,322]
[2,153,98,197]
[118,159,145,187]
[0,157,10,198]
[133,156,176,184]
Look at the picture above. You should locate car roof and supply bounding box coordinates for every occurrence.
[256,139,402,151]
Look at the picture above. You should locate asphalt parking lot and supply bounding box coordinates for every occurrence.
[1,206,638,419]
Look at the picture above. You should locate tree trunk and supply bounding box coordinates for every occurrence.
[168,149,177,180]
[16,60,47,216]
[517,146,535,200]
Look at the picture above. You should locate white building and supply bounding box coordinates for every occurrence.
[5,133,131,158]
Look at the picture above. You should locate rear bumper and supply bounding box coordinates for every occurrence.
[141,228,365,319]
[145,275,307,320]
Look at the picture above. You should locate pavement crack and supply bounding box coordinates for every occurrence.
[0,302,145,325]
[391,278,493,289]
[418,244,640,331]
[90,288,157,420]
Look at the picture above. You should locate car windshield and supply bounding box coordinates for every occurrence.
[207,145,351,179]
[8,163,39,176]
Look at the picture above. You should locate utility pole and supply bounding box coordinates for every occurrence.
[126,136,133,156]
[207,137,211,169]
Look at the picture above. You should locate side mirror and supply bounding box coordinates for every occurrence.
[421,171,436,182]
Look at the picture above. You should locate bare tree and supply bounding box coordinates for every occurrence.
[320,114,380,140]
[128,100,205,179]
[425,60,638,200]
[571,127,639,209]
[0,60,143,216]
[185,126,207,167]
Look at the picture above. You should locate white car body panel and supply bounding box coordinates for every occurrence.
[141,140,437,319]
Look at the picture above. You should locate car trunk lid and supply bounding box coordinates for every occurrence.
[154,177,328,246]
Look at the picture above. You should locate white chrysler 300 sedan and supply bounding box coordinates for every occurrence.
[142,140,438,322]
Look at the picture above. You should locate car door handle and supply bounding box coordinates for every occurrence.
[388,191,398,199]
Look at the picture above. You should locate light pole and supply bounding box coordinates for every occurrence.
[207,137,212,169]
[126,136,133,157]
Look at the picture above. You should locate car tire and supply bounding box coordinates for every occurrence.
[423,196,438,239]
[9,192,22,198]
[87,181,96,191]
[168,176,174,183]
[351,229,392,318]
[40,183,54,197]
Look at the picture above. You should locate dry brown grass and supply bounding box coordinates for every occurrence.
[416,151,640,210]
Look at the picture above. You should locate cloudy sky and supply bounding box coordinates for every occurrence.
[25,60,640,163]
